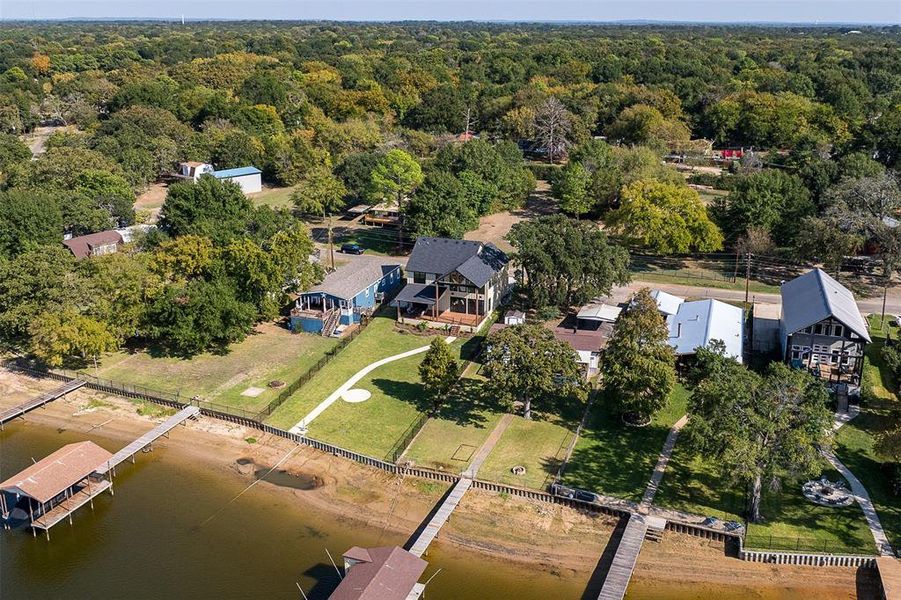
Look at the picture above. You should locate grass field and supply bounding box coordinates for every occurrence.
[333,227,406,256]
[266,310,453,429]
[656,447,875,553]
[248,185,296,209]
[477,398,583,490]
[95,322,338,412]
[301,349,435,458]
[562,385,689,502]
[832,316,901,550]
[403,376,504,472]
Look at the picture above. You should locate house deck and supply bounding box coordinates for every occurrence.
[418,310,483,327]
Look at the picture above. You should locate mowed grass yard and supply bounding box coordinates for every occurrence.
[562,384,689,502]
[477,399,583,490]
[96,322,338,412]
[248,185,297,210]
[833,316,901,550]
[266,310,455,429]
[403,375,504,472]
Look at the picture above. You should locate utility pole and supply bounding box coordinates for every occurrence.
[881,277,889,329]
[744,251,752,304]
[327,212,335,272]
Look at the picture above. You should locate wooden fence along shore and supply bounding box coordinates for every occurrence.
[2,361,883,566]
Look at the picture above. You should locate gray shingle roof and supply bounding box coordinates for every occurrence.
[780,268,870,342]
[303,255,401,301]
[405,237,508,287]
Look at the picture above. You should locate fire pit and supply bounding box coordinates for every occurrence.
[802,478,854,507]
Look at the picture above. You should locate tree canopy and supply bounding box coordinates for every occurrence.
[482,323,586,420]
[600,288,676,422]
[507,214,631,309]
[683,346,833,522]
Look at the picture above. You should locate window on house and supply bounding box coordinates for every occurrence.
[842,355,851,365]
[791,351,800,359]
[413,272,425,284]
[833,325,844,337]
[803,326,813,334]
[814,324,824,335]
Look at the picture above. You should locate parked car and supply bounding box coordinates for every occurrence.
[340,243,364,254]
[574,490,599,503]
[550,483,575,498]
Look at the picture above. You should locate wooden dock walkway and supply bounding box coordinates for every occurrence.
[597,514,653,600]
[0,379,86,428]
[95,406,200,475]
[407,477,472,557]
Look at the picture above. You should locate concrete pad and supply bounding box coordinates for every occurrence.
[241,387,266,397]
[341,388,371,403]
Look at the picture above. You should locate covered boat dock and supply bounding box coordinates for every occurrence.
[0,441,113,540]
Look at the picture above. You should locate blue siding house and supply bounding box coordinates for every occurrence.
[290,255,403,335]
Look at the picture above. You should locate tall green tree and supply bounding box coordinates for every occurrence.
[600,288,675,422]
[823,173,901,277]
[552,162,593,217]
[419,337,460,398]
[370,149,424,247]
[146,277,256,356]
[683,347,832,522]
[483,324,586,420]
[507,214,631,309]
[406,171,478,239]
[0,189,63,259]
[713,170,814,245]
[29,308,118,368]
[606,180,723,254]
[159,176,254,244]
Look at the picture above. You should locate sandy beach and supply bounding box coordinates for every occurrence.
[0,369,878,599]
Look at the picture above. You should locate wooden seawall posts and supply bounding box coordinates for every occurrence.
[95,406,200,475]
[0,380,86,429]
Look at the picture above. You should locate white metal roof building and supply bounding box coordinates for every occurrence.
[650,290,744,362]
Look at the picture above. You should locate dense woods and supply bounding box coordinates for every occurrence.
[0,22,898,361]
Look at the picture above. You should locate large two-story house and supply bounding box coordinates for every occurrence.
[392,237,510,333]
[780,269,870,383]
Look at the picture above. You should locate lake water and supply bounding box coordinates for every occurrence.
[1,424,588,599]
[1,424,861,600]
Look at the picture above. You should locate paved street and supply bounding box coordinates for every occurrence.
[609,281,901,317]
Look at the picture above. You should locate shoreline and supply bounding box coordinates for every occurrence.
[0,371,878,598]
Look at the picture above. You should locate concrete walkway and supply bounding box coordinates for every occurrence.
[639,414,689,512]
[289,336,456,434]
[825,406,895,556]
[463,413,513,479]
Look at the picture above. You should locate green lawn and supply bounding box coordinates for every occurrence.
[831,315,901,550]
[477,399,582,490]
[248,185,297,209]
[562,384,689,502]
[302,349,434,458]
[95,322,338,412]
[333,227,404,256]
[266,310,453,429]
[403,376,504,472]
[656,449,876,554]
[630,254,780,294]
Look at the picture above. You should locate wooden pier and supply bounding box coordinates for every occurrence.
[95,406,200,475]
[597,514,667,600]
[0,380,86,429]
[407,477,472,557]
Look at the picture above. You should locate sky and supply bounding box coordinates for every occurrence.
[1,1,898,24]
